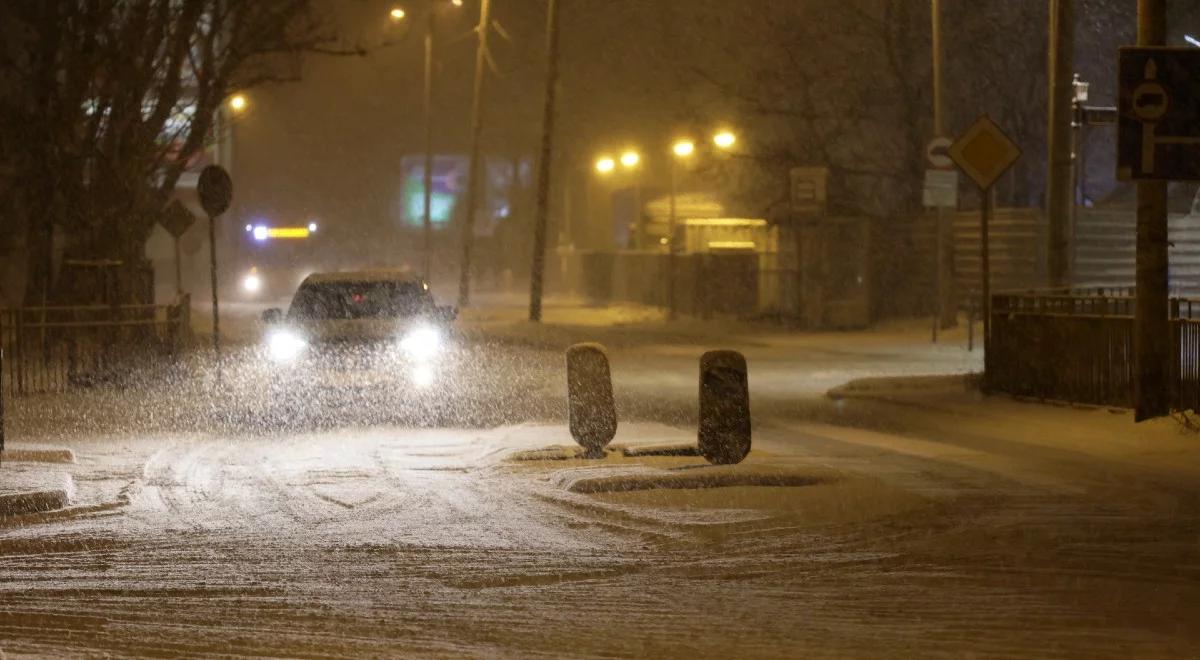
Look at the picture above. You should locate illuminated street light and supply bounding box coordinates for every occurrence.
[228,94,247,112]
[450,0,463,6]
[595,157,615,174]
[389,7,406,20]
[713,130,736,150]
[620,150,640,169]
[308,222,318,233]
[673,140,695,158]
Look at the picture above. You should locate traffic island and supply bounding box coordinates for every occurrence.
[507,445,621,461]
[558,465,831,494]
[620,443,699,457]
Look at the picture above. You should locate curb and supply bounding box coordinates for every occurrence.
[826,373,981,401]
[0,472,75,518]
[2,446,76,464]
[0,489,72,517]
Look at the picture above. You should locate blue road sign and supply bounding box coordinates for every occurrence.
[1118,47,1200,181]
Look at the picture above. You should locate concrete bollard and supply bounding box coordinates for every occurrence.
[565,343,617,458]
[698,350,751,465]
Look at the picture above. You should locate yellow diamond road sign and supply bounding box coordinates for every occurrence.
[948,115,1022,190]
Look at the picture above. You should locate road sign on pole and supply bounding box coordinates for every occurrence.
[925,136,955,170]
[926,137,957,338]
[923,169,958,208]
[197,165,233,380]
[948,115,1022,191]
[160,201,196,297]
[949,115,1021,364]
[1118,47,1200,181]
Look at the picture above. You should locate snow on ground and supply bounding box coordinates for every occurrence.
[1,301,1197,656]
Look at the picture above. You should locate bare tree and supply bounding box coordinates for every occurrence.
[0,0,348,305]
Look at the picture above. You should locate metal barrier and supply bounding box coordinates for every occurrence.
[0,297,189,396]
[988,291,1200,410]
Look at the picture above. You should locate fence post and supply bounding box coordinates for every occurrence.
[1170,298,1182,409]
[14,310,23,396]
[0,347,5,460]
[967,297,975,352]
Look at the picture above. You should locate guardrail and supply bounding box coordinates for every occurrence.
[987,290,1200,410]
[0,297,190,396]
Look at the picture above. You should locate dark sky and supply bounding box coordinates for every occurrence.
[228,0,728,241]
[226,0,1200,249]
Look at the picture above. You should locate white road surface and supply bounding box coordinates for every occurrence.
[2,316,1198,657]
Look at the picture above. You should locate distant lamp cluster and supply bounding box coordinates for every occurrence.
[594,128,738,177]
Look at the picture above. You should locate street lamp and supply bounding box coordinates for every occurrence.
[713,130,736,150]
[595,156,615,174]
[228,94,247,112]
[389,7,406,21]
[620,150,640,169]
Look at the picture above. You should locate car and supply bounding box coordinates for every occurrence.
[257,270,458,406]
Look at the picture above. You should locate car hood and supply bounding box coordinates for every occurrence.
[291,318,428,344]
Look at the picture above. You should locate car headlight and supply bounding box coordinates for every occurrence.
[399,325,443,361]
[266,329,307,363]
[242,273,262,293]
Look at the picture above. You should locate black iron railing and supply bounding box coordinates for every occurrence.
[988,290,1200,410]
[0,298,189,396]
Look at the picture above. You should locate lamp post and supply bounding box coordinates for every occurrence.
[390,2,460,283]
[669,140,695,319]
[1070,73,1090,280]
[619,150,642,248]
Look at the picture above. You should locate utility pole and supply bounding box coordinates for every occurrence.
[421,6,436,283]
[667,157,678,320]
[931,0,956,332]
[1134,0,1169,421]
[1046,0,1075,288]
[457,0,493,308]
[528,0,561,322]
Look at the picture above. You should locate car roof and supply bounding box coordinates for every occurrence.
[301,270,426,286]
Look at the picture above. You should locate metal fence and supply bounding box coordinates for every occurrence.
[987,290,1200,410]
[0,298,189,396]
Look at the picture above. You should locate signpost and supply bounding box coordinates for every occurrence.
[160,200,197,297]
[198,165,233,377]
[1118,48,1200,181]
[924,137,957,343]
[1117,36,1185,420]
[790,167,829,325]
[948,115,1022,362]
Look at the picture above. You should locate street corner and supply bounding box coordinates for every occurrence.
[0,468,75,520]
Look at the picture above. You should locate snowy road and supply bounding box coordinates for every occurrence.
[2,325,1199,657]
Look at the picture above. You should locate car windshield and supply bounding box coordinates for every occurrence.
[288,280,431,320]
